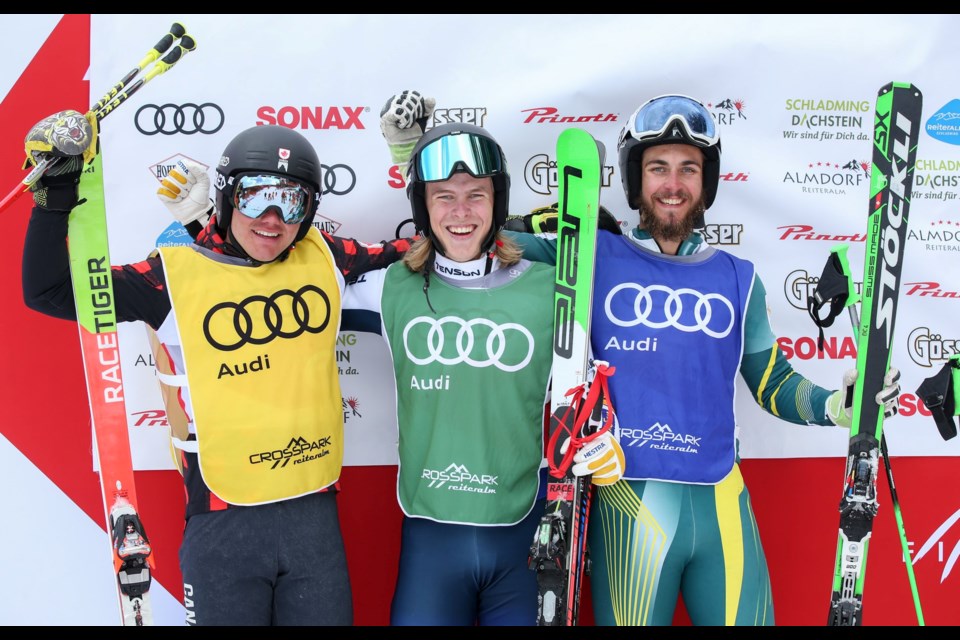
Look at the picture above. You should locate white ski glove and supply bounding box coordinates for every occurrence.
[826,367,901,428]
[379,90,436,172]
[157,159,214,226]
[561,430,625,486]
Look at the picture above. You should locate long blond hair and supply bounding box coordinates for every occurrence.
[402,231,523,273]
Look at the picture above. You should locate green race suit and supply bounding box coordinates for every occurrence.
[509,227,836,626]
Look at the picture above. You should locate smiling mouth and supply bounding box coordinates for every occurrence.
[447,225,476,236]
[253,229,281,238]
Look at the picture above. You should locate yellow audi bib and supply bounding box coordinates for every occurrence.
[160,230,343,505]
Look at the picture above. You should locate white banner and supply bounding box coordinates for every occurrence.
[87,14,960,467]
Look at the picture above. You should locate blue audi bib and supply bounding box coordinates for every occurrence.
[592,233,755,484]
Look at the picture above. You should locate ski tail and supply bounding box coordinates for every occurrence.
[530,128,605,626]
[826,81,922,627]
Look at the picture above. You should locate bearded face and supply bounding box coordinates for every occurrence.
[638,195,705,242]
[636,144,707,243]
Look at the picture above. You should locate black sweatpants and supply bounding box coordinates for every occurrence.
[179,491,352,625]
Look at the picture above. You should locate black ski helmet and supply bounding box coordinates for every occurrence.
[214,124,322,245]
[406,123,510,254]
[617,94,722,212]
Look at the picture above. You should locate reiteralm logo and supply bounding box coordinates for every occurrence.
[925,99,960,145]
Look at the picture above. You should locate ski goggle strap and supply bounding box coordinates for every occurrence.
[628,95,719,147]
[232,173,315,225]
[414,132,503,182]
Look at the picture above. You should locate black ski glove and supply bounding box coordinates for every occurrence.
[503,203,622,235]
[24,109,97,211]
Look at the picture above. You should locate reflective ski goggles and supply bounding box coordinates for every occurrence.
[627,95,719,147]
[414,132,504,182]
[232,173,315,225]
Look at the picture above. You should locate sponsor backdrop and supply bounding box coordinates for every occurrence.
[1,13,958,625]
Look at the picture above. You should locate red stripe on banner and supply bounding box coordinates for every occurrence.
[1,14,99,524]
[1,14,184,606]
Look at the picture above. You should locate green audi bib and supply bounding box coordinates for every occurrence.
[382,262,554,525]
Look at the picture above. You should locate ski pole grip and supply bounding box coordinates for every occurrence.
[159,44,184,67]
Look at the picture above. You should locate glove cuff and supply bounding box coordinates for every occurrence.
[182,201,215,225]
[388,141,417,169]
[826,390,851,428]
[33,171,82,211]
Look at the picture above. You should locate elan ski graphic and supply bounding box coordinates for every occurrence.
[528,128,610,626]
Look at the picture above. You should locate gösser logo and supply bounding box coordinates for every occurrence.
[321,163,356,196]
[605,283,735,338]
[135,103,225,135]
[203,285,331,352]
[403,316,535,372]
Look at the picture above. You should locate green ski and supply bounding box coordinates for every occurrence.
[528,127,608,626]
[810,81,923,626]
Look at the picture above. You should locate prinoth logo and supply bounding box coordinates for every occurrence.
[784,268,862,311]
[130,410,169,427]
[777,225,866,243]
[873,99,916,347]
[249,435,332,469]
[903,281,960,299]
[907,326,960,368]
[782,97,870,140]
[524,152,614,195]
[782,159,868,195]
[719,171,750,183]
[422,462,498,494]
[255,105,369,129]
[432,107,488,127]
[708,97,747,126]
[520,107,618,124]
[620,422,701,453]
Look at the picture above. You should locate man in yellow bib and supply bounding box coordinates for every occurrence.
[21,117,413,625]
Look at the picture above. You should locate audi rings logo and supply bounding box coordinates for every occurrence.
[203,286,331,351]
[321,163,356,196]
[135,103,225,135]
[403,316,535,372]
[604,283,735,338]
